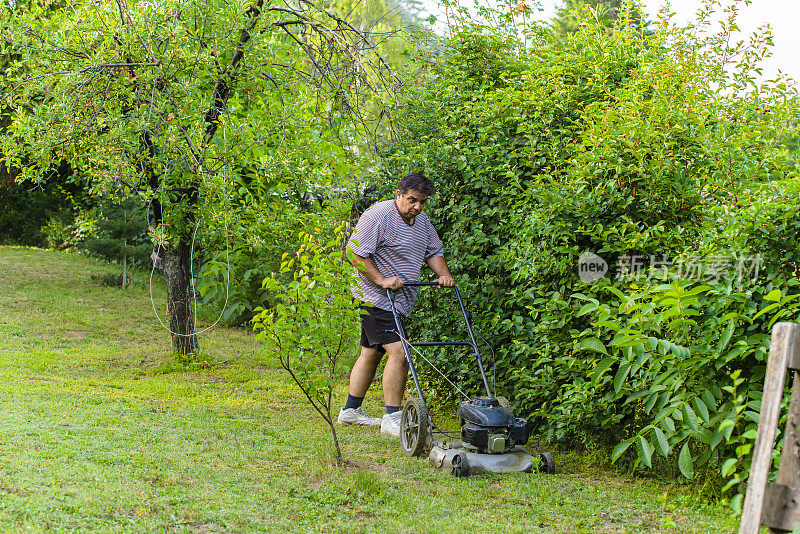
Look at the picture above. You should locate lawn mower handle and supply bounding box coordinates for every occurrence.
[385,283,493,399]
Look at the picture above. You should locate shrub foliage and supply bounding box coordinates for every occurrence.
[384,4,799,504]
[253,226,362,463]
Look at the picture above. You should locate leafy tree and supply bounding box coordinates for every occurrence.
[551,0,650,37]
[2,0,397,355]
[253,226,361,464]
[0,1,86,246]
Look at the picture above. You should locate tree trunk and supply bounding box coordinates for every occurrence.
[326,407,343,465]
[122,210,127,289]
[162,240,199,355]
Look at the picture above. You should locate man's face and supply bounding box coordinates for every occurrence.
[395,189,429,222]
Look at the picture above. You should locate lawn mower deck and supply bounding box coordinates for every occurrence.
[386,283,555,477]
[429,443,543,476]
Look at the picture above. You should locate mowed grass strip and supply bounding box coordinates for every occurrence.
[0,246,737,533]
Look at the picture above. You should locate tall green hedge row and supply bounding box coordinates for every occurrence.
[384,14,799,500]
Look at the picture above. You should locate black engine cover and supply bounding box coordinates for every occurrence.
[510,418,531,446]
[458,398,530,453]
[457,397,514,428]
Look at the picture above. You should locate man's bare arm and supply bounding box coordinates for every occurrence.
[425,256,456,288]
[352,253,404,290]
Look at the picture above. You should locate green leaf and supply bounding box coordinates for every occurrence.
[717,323,735,353]
[764,289,782,302]
[721,458,738,478]
[684,284,712,296]
[594,320,622,332]
[592,357,616,378]
[644,392,660,413]
[695,428,713,444]
[701,390,717,412]
[693,397,710,424]
[653,427,670,457]
[612,439,633,463]
[605,286,627,300]
[710,429,724,450]
[576,337,607,354]
[662,417,675,433]
[744,410,760,424]
[753,302,780,321]
[769,309,793,329]
[681,403,699,432]
[678,442,694,479]
[742,429,758,440]
[731,493,743,514]
[637,436,655,468]
[614,364,631,394]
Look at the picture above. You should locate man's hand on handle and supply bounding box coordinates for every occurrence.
[437,275,456,289]
[380,276,404,291]
[353,253,405,291]
[426,255,456,289]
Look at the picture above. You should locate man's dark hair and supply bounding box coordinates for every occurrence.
[397,173,435,196]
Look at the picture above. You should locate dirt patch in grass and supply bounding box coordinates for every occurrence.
[26,376,60,383]
[343,460,400,476]
[190,373,228,384]
[63,330,92,340]
[0,483,29,497]
[185,520,230,533]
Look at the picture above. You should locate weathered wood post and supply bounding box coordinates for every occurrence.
[740,322,800,533]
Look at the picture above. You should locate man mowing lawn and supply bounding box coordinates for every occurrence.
[338,173,456,437]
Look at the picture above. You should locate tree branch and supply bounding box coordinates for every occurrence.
[203,0,266,143]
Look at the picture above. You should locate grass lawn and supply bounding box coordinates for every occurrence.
[0,246,738,533]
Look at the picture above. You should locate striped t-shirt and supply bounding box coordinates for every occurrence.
[348,199,444,316]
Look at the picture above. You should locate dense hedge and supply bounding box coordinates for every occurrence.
[0,166,86,247]
[384,14,799,501]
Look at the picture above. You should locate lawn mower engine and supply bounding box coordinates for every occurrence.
[458,397,530,454]
[428,396,551,477]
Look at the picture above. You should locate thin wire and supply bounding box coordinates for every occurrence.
[189,214,201,331]
[392,329,470,401]
[148,159,232,337]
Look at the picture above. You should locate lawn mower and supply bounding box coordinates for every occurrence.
[386,282,555,477]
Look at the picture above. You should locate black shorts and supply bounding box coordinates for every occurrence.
[360,306,401,354]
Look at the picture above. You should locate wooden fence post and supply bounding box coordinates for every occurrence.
[739,322,800,534]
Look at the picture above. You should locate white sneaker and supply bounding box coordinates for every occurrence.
[381,411,402,438]
[337,407,381,427]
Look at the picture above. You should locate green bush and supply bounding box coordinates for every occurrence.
[195,188,354,326]
[196,244,275,327]
[81,196,151,266]
[253,225,362,463]
[383,5,799,502]
[554,277,799,502]
[0,172,90,247]
[42,213,76,250]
